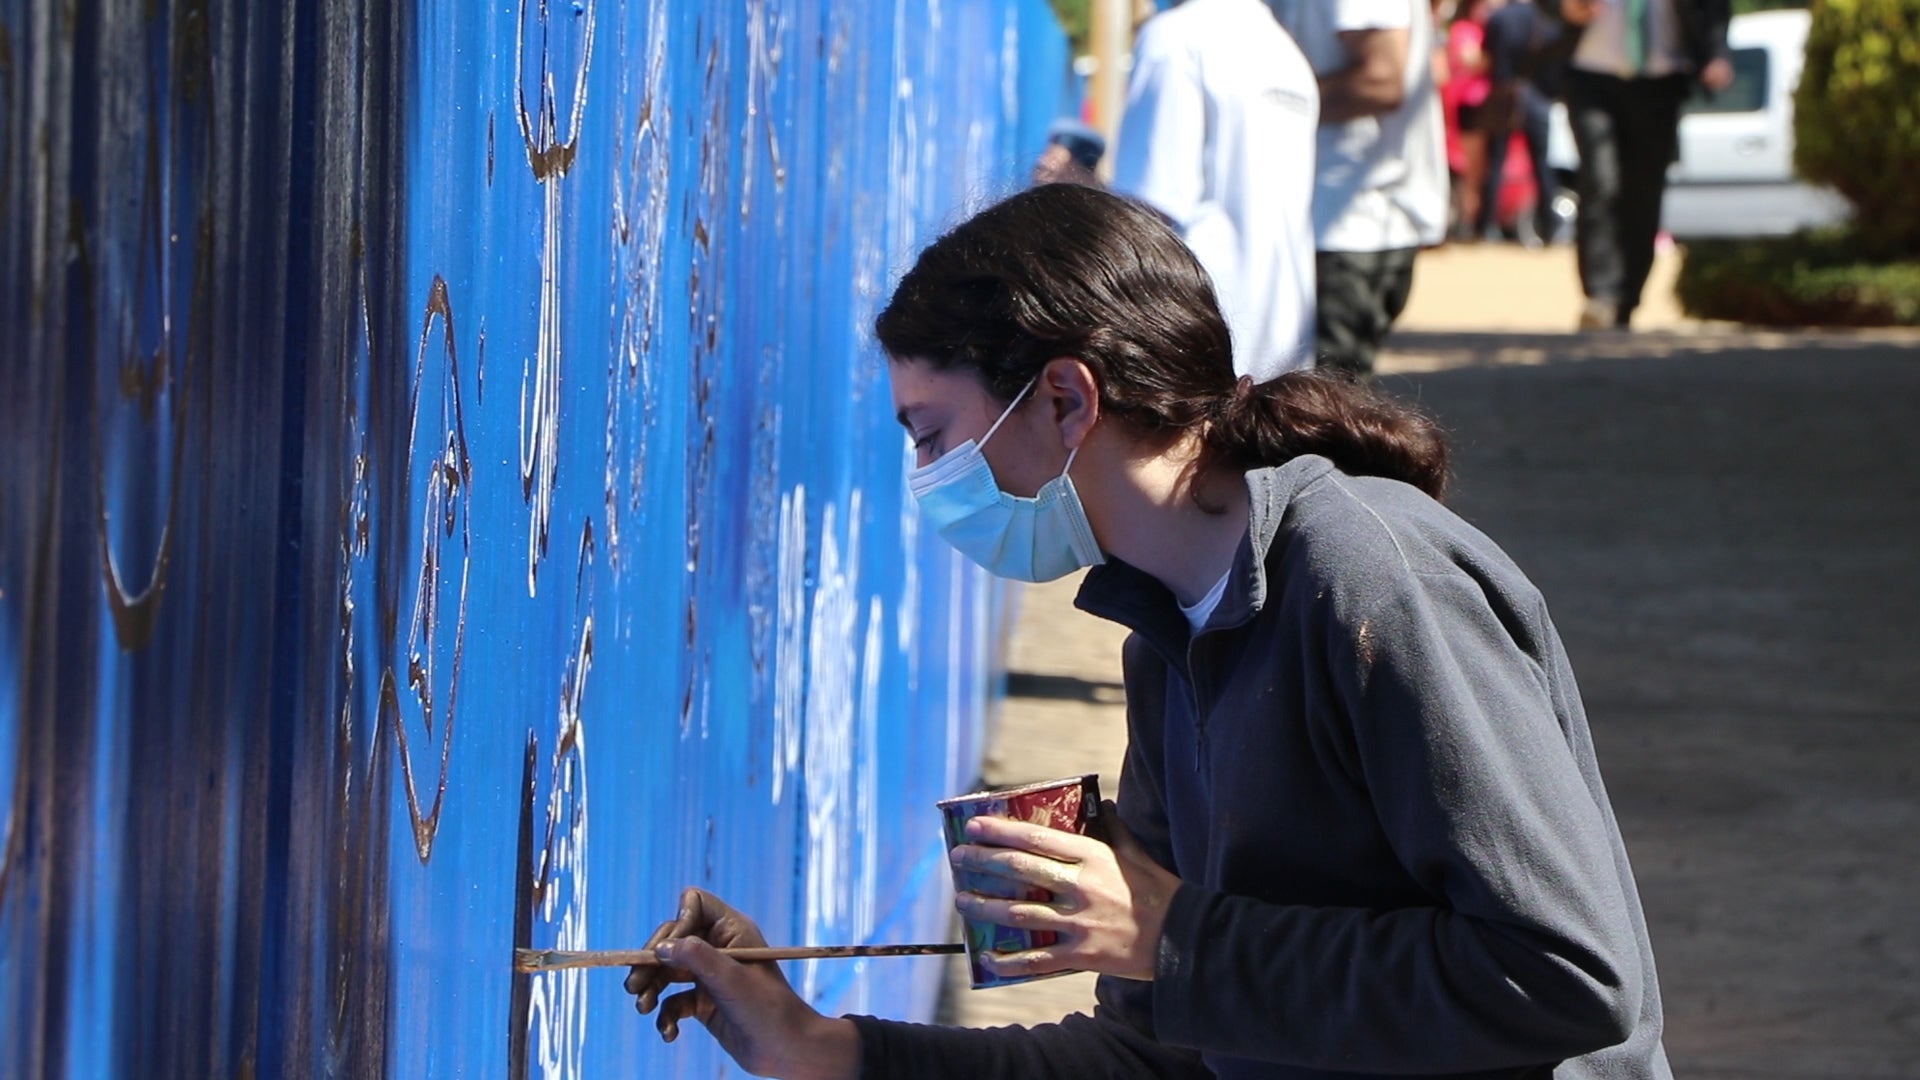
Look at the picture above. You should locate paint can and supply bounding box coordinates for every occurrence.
[937,773,1103,989]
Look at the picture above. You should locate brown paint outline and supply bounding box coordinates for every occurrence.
[90,93,201,651]
[513,0,596,182]
[529,520,594,907]
[378,274,473,864]
[509,519,595,1074]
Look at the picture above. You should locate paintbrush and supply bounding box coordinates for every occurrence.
[514,943,966,974]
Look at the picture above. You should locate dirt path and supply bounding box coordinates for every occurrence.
[938,245,1920,1078]
[1396,242,1694,332]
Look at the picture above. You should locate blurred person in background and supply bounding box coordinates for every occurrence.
[1476,0,1566,243]
[1108,0,1322,381]
[1429,0,1455,85]
[1430,0,1456,212]
[1543,0,1731,329]
[1267,0,1450,377]
[1444,0,1501,241]
[1033,119,1107,187]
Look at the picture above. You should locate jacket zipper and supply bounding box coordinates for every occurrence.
[1185,636,1210,774]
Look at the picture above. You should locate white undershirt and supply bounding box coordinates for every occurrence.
[1180,569,1235,633]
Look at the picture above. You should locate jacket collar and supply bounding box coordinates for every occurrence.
[1072,455,1336,658]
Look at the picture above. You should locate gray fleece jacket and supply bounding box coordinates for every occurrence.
[854,455,1671,1079]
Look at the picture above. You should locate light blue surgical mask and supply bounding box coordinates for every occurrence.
[906,378,1104,583]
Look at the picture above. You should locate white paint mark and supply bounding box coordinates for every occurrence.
[771,485,808,804]
[848,593,885,1015]
[798,493,889,1005]
[742,0,788,217]
[801,492,861,952]
[519,173,563,598]
[528,528,594,1079]
[887,0,922,258]
[513,0,596,597]
[526,728,588,1080]
[605,0,672,572]
[745,402,783,702]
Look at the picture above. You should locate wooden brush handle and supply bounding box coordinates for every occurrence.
[513,942,965,973]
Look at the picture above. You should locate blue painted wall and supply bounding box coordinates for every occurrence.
[0,1,1069,1075]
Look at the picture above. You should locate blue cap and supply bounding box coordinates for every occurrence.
[1047,119,1106,170]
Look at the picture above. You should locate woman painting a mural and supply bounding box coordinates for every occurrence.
[625,183,1672,1079]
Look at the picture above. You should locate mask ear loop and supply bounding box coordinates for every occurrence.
[977,376,1040,449]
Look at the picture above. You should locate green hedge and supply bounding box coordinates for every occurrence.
[1793,0,1920,256]
[1049,0,1091,51]
[1676,229,1920,326]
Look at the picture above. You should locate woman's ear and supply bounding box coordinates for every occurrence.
[1040,357,1101,450]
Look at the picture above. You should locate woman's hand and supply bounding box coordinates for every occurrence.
[1699,56,1734,93]
[625,887,859,1080]
[947,801,1182,982]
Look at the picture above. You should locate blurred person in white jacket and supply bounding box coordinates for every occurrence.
[1109,0,1321,381]
[1270,0,1450,376]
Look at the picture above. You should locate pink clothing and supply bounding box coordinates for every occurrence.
[1447,20,1491,108]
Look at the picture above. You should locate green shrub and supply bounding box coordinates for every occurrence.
[1677,229,1920,326]
[1793,0,1920,256]
[1049,0,1091,51]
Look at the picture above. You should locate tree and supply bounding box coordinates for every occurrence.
[1051,0,1093,52]
[1793,0,1920,255]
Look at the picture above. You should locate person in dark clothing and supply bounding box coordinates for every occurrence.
[1541,0,1731,329]
[1476,0,1565,243]
[626,184,1673,1080]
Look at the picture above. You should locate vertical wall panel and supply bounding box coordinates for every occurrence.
[0,0,1070,1076]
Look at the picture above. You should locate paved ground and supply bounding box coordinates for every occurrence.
[937,244,1920,1078]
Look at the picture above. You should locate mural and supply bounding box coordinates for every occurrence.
[0,0,1069,1075]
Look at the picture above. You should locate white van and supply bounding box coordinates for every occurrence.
[1661,8,1851,238]
[1537,9,1851,241]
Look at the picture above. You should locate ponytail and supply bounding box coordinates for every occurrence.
[1205,371,1450,501]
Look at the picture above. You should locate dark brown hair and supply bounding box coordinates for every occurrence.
[874,184,1449,500]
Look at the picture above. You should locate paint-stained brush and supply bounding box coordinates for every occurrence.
[514,943,966,974]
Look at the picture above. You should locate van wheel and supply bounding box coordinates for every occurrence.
[1543,190,1580,246]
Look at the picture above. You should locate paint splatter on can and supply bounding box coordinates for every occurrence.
[937,774,1102,989]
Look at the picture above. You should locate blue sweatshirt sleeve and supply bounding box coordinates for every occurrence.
[1149,553,1647,1071]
